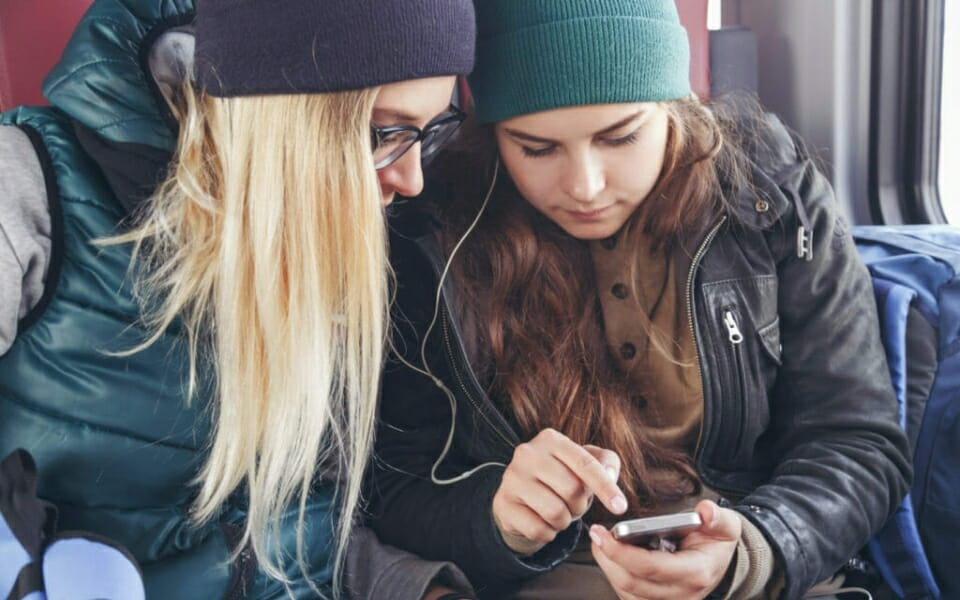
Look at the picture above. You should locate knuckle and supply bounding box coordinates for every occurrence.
[540,428,562,443]
[558,478,585,500]
[619,579,641,596]
[603,449,621,468]
[576,452,599,474]
[543,505,569,526]
[499,471,520,492]
[689,573,712,591]
[499,519,521,537]
[571,496,592,518]
[640,562,661,580]
[526,524,557,544]
[512,443,536,463]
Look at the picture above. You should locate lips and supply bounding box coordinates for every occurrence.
[568,206,613,220]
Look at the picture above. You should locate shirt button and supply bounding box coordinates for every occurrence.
[601,236,617,250]
[611,283,629,299]
[620,342,636,360]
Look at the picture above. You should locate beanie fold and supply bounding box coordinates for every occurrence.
[470,17,690,123]
[195,0,476,97]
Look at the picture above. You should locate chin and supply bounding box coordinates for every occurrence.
[559,221,621,241]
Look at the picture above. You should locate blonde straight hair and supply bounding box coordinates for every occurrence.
[111,79,387,595]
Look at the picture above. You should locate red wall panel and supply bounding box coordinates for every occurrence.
[677,0,711,99]
[0,0,93,110]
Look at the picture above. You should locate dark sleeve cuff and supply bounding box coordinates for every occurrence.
[468,471,582,582]
[346,526,475,600]
[374,556,474,600]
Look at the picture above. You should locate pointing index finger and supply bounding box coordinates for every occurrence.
[553,439,628,515]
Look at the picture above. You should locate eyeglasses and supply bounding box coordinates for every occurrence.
[371,105,466,170]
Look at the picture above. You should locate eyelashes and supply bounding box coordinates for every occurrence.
[604,131,640,147]
[520,130,641,158]
[521,145,556,158]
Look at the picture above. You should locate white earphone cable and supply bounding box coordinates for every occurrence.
[390,158,507,485]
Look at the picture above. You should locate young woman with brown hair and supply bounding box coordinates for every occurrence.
[370,1,911,598]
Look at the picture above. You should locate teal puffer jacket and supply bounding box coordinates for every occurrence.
[0,2,336,598]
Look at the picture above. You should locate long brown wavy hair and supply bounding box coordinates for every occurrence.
[431,97,757,521]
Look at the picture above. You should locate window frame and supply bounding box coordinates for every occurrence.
[869,0,945,224]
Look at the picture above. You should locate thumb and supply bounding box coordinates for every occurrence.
[695,500,741,542]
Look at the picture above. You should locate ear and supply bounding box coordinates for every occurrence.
[147,26,196,114]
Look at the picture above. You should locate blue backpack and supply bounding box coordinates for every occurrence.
[854,226,960,600]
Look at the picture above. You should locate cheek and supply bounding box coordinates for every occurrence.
[376,169,394,192]
[614,141,667,197]
[499,149,554,204]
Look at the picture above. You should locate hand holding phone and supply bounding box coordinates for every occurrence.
[590,501,741,599]
[610,511,702,551]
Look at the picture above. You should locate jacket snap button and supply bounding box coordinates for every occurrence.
[755,199,770,213]
[620,342,636,360]
[611,283,629,299]
[601,236,617,250]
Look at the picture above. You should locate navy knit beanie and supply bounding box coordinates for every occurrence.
[195,0,476,97]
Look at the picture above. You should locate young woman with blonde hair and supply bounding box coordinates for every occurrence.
[371,1,912,598]
[0,0,476,597]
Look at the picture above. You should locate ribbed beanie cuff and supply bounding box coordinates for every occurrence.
[195,0,476,97]
[470,0,691,123]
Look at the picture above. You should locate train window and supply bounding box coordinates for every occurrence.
[708,0,722,29]
[940,0,958,223]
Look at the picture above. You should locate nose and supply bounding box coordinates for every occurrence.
[563,151,605,205]
[377,145,425,206]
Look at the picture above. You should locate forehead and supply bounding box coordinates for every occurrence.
[373,76,457,125]
[497,102,662,139]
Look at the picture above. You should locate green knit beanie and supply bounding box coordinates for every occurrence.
[469,0,692,123]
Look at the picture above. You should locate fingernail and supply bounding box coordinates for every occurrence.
[604,466,618,482]
[611,495,628,514]
[589,526,604,548]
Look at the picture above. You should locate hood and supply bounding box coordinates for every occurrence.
[42,0,195,154]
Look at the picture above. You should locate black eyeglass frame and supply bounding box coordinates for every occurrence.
[371,104,467,170]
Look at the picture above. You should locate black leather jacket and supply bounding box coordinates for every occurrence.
[369,118,911,599]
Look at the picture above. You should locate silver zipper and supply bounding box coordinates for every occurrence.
[688,217,727,460]
[723,311,744,345]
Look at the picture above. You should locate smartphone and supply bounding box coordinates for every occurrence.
[610,512,702,551]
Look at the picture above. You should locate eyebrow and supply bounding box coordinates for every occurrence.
[503,110,646,144]
[371,108,421,125]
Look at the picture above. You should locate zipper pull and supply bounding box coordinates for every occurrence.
[796,225,814,261]
[723,311,744,345]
